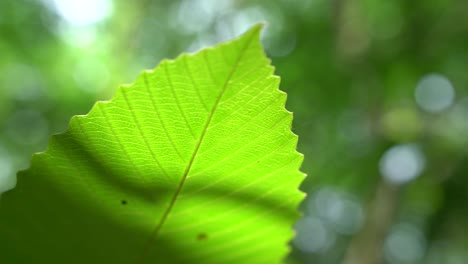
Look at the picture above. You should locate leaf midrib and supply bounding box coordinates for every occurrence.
[135,31,258,263]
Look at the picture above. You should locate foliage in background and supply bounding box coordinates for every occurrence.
[1,0,468,263]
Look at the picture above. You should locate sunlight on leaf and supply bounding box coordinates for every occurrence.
[0,24,304,264]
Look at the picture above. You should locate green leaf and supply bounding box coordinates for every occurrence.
[0,25,304,264]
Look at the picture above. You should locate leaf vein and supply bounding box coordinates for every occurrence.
[96,105,149,184]
[182,55,210,112]
[163,64,197,139]
[143,72,187,163]
[136,29,259,263]
[191,97,288,176]
[120,88,171,182]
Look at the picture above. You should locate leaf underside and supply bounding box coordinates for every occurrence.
[0,25,304,264]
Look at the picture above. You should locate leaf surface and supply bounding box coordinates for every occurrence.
[0,25,304,264]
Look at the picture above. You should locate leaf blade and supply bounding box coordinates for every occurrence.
[0,24,304,264]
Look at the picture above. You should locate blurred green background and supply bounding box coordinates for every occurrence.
[1,0,467,263]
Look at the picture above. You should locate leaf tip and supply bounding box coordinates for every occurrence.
[243,23,264,40]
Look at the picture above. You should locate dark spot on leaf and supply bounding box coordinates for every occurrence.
[197,233,208,241]
[121,200,127,205]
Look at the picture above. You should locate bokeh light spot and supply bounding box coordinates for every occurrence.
[56,26,98,47]
[294,216,335,253]
[73,57,110,94]
[313,187,364,235]
[0,146,15,193]
[415,73,455,113]
[230,6,269,39]
[265,31,296,57]
[175,0,228,35]
[384,223,426,263]
[379,144,425,184]
[381,106,422,142]
[1,64,45,102]
[49,0,113,27]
